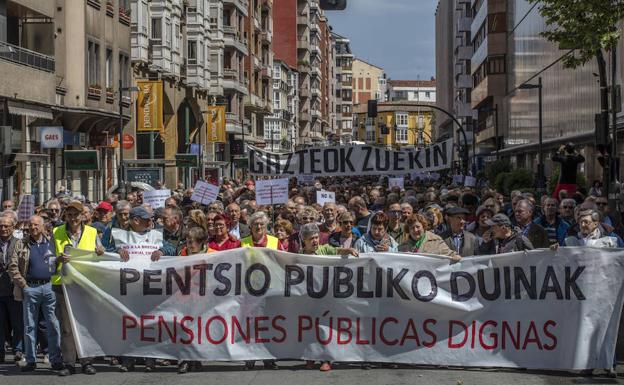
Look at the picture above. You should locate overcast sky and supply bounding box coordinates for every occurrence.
[325,0,437,81]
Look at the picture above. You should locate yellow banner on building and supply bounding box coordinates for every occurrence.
[136,80,164,132]
[205,106,226,143]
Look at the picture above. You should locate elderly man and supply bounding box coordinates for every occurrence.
[8,215,64,373]
[151,206,183,259]
[114,207,163,263]
[513,199,550,248]
[400,202,413,223]
[559,198,577,225]
[51,201,103,375]
[102,200,132,252]
[0,214,23,363]
[386,203,404,242]
[533,198,570,246]
[46,200,63,228]
[440,207,479,257]
[563,209,623,247]
[2,200,14,211]
[479,214,534,254]
[348,196,372,235]
[226,203,250,240]
[319,203,339,239]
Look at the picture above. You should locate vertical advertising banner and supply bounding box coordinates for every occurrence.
[205,106,226,143]
[137,80,164,132]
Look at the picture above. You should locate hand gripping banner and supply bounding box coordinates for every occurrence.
[248,139,454,176]
[61,247,624,370]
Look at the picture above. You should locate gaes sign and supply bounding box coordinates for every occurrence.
[40,126,64,149]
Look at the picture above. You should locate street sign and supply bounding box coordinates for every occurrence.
[175,153,198,168]
[65,150,99,171]
[125,167,163,187]
[39,126,64,149]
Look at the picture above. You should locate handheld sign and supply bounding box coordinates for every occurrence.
[256,178,289,205]
[316,190,335,205]
[142,189,170,209]
[190,181,220,205]
[452,175,464,185]
[388,177,404,190]
[464,175,477,188]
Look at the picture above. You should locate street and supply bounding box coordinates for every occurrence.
[2,354,623,385]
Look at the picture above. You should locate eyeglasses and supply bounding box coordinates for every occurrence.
[340,221,353,225]
[214,223,226,229]
[49,208,60,212]
[301,217,315,221]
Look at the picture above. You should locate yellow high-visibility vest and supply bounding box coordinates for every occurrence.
[240,234,279,250]
[51,224,97,285]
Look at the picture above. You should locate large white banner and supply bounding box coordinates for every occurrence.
[248,139,454,176]
[62,247,624,370]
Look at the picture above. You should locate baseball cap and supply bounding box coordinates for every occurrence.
[129,206,152,220]
[65,201,84,213]
[95,201,113,213]
[445,206,469,216]
[485,213,512,227]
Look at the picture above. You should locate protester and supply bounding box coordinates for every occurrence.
[563,209,622,247]
[207,214,241,251]
[386,203,404,242]
[533,197,570,245]
[440,207,479,257]
[513,199,550,248]
[479,214,534,254]
[0,214,23,363]
[2,200,14,211]
[226,203,249,240]
[273,219,293,251]
[8,215,63,373]
[328,211,360,248]
[353,212,398,253]
[348,196,372,235]
[398,214,460,260]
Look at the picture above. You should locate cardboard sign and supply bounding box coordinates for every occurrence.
[452,175,464,185]
[297,174,315,185]
[256,178,289,205]
[464,176,477,188]
[190,181,220,205]
[316,190,336,205]
[142,189,171,209]
[388,177,404,190]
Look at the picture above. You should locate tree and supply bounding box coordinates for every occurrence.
[528,0,624,206]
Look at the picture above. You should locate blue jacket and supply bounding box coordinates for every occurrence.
[533,216,570,246]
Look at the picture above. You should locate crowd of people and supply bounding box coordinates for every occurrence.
[0,174,621,375]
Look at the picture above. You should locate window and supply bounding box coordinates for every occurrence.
[165,19,172,46]
[87,41,100,86]
[187,41,197,64]
[174,23,180,50]
[343,120,352,129]
[395,113,408,127]
[105,48,113,88]
[425,91,431,99]
[119,54,130,88]
[274,65,281,79]
[366,128,376,143]
[395,127,408,143]
[273,90,280,110]
[487,55,506,74]
[151,18,162,43]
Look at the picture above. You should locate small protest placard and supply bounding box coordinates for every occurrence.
[297,174,315,185]
[18,194,35,222]
[190,181,220,205]
[142,189,170,209]
[316,190,336,205]
[388,177,404,190]
[464,175,477,188]
[452,175,464,185]
[256,178,289,205]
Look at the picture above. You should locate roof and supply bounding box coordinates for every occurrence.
[388,79,436,88]
[353,58,385,71]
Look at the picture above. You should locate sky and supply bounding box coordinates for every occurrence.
[325,0,438,81]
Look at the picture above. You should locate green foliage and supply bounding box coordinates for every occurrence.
[527,0,624,68]
[547,165,588,195]
[485,160,512,183]
[495,169,535,196]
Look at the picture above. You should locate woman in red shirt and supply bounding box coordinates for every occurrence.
[208,214,241,251]
[273,219,293,251]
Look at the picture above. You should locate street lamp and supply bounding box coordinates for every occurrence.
[519,77,544,197]
[118,78,139,199]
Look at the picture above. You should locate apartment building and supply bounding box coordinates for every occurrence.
[387,79,437,103]
[318,13,336,141]
[353,101,435,149]
[0,0,133,202]
[435,0,454,141]
[470,0,507,159]
[264,59,299,152]
[352,58,386,108]
[332,32,354,142]
[243,0,273,152]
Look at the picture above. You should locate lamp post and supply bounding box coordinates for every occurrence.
[118,79,139,199]
[519,77,544,197]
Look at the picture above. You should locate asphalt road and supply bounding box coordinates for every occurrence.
[2,355,624,385]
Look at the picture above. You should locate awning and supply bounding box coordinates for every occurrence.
[7,100,53,120]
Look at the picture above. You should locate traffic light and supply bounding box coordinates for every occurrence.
[367,100,377,118]
[1,153,16,178]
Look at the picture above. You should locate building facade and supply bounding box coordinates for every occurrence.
[332,32,354,142]
[353,101,434,149]
[352,58,386,108]
[264,59,298,152]
[387,79,437,103]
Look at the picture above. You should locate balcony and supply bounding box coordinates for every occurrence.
[261,30,272,44]
[253,14,262,31]
[311,86,320,96]
[310,43,320,56]
[456,74,472,89]
[297,13,308,25]
[226,111,243,134]
[253,55,261,70]
[311,108,321,118]
[0,40,55,73]
[457,16,472,32]
[224,68,239,80]
[311,65,321,77]
[341,80,352,88]
[299,87,310,98]
[223,0,249,16]
[300,112,311,122]
[261,65,272,79]
[297,36,310,50]
[223,26,249,55]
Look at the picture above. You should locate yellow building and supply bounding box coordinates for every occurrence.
[354,101,435,148]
